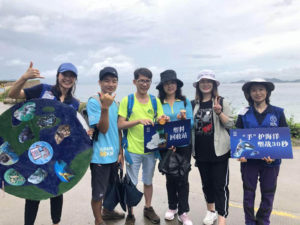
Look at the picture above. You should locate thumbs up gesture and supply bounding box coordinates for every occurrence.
[213,96,222,115]
[99,92,116,109]
[22,62,44,80]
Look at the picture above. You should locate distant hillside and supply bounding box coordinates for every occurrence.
[232,78,300,83]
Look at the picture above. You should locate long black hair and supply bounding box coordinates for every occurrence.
[158,85,186,106]
[54,71,77,100]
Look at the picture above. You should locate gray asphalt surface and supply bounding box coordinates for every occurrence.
[0,103,299,225]
[0,148,299,225]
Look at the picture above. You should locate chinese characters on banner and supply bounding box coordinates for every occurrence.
[230,127,293,159]
[144,120,191,153]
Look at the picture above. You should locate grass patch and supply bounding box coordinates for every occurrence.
[0,88,9,102]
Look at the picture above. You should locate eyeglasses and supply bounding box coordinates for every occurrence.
[136,79,152,85]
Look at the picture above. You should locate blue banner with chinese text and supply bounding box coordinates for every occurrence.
[230,127,293,159]
[144,120,191,153]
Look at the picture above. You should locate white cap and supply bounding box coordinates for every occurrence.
[193,70,220,87]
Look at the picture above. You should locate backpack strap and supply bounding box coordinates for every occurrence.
[191,100,196,110]
[91,94,101,106]
[127,94,134,120]
[127,94,157,120]
[217,96,230,135]
[122,94,134,164]
[79,95,101,128]
[191,100,200,158]
[193,100,200,119]
[149,94,157,120]
[219,96,224,112]
[122,94,160,164]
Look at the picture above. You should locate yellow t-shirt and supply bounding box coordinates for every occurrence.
[118,94,163,155]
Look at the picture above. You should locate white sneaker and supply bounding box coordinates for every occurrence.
[164,209,178,220]
[178,212,193,225]
[203,210,217,225]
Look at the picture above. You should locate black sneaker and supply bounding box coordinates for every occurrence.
[144,206,160,224]
[125,214,136,225]
[102,208,125,220]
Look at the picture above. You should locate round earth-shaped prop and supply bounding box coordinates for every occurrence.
[0,98,92,200]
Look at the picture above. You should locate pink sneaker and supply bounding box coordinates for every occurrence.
[178,212,193,225]
[164,209,178,220]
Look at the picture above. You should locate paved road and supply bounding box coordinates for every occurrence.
[0,148,299,225]
[0,103,299,224]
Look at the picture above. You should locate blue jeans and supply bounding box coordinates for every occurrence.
[126,152,156,186]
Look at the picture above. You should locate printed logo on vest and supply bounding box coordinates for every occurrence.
[270,115,277,126]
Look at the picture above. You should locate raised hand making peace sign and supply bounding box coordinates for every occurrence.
[213,96,222,115]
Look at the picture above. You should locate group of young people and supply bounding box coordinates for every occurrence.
[8,62,287,225]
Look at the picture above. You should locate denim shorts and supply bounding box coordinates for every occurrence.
[126,152,157,186]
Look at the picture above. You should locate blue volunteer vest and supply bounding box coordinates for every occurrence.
[241,105,283,166]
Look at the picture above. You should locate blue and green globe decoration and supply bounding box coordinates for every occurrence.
[0,98,92,200]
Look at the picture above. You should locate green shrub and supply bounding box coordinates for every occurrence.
[0,88,9,102]
[287,116,300,139]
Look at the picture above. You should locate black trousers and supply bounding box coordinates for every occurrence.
[24,195,63,225]
[197,159,229,217]
[161,145,191,215]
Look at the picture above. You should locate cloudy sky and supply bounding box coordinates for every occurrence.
[1,0,300,84]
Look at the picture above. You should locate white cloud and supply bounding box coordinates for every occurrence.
[1,0,300,82]
[0,15,46,33]
[5,59,27,66]
[42,69,57,78]
[222,30,300,64]
[53,52,76,63]
[79,47,136,81]
[276,66,300,80]
[219,66,300,82]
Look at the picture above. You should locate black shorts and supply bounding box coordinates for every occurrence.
[90,163,117,201]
